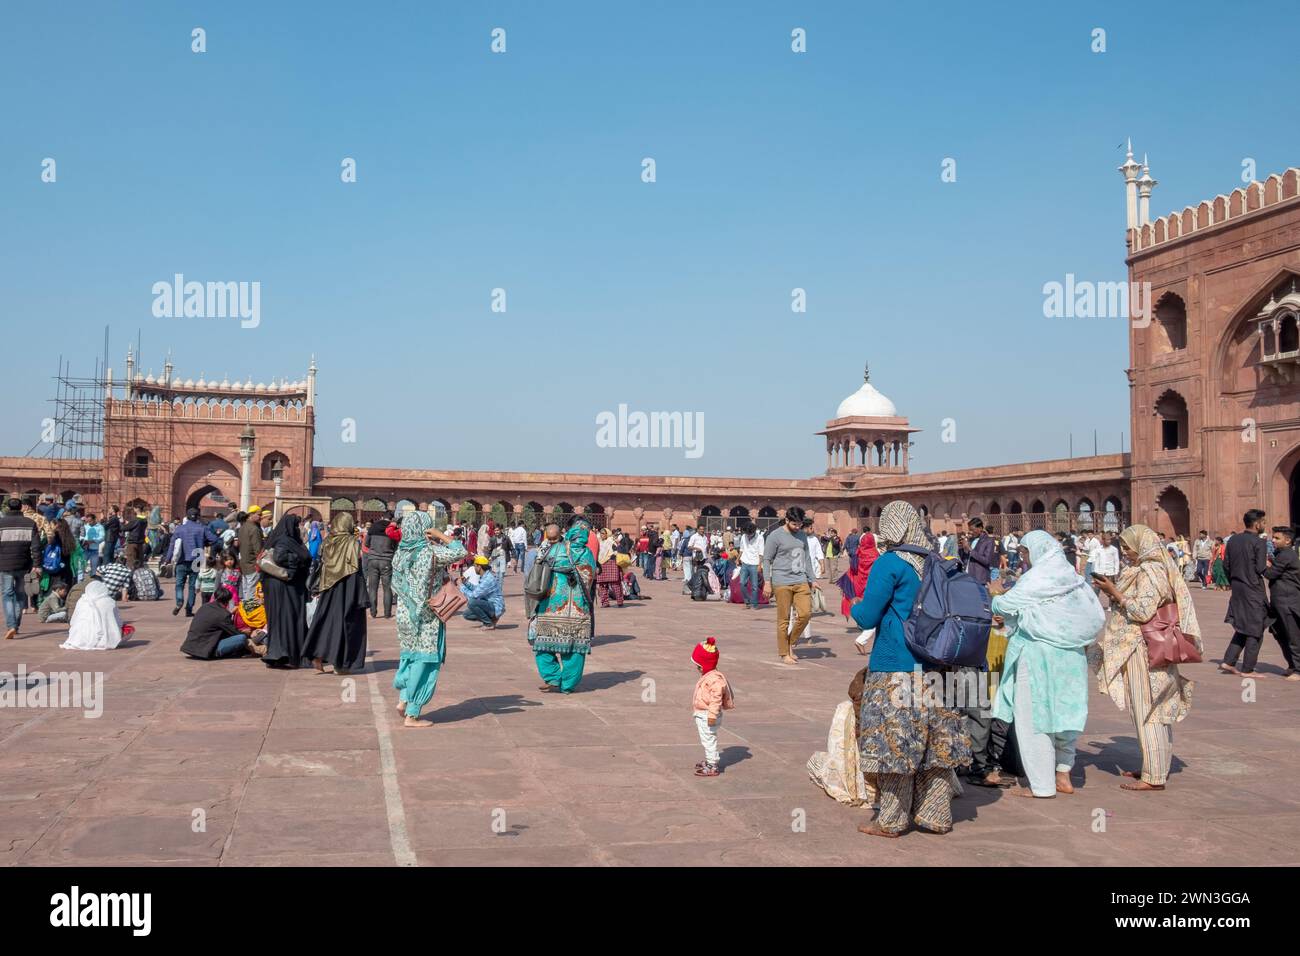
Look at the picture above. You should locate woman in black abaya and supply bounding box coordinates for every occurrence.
[262,513,311,669]
[303,512,369,674]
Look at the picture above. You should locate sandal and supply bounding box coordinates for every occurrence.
[969,772,1013,789]
[1120,780,1165,791]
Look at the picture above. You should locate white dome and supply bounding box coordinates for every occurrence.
[835,381,897,418]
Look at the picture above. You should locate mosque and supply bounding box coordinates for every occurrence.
[7,147,1300,538]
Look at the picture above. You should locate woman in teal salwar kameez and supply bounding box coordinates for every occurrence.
[391,510,466,727]
[531,518,597,693]
[991,529,1104,796]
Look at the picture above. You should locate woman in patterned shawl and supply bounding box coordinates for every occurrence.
[531,516,597,693]
[1091,524,1202,791]
[391,509,466,727]
[849,500,971,837]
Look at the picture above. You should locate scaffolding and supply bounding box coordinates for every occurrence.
[35,331,177,513]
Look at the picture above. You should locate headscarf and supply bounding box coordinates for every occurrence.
[317,512,360,592]
[857,532,879,578]
[877,501,929,576]
[392,509,436,623]
[991,530,1103,649]
[1117,524,1202,647]
[266,514,309,563]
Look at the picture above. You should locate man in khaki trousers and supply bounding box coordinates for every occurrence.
[762,507,819,665]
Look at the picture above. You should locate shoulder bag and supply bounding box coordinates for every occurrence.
[428,577,468,624]
[1140,601,1202,668]
[258,548,292,582]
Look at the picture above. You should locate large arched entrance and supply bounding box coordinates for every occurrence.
[1155,486,1190,539]
[172,453,242,518]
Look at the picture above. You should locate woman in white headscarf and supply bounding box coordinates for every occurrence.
[60,580,123,651]
[991,530,1105,798]
[1091,524,1202,791]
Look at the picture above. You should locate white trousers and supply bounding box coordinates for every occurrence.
[694,710,720,764]
[1012,664,1079,797]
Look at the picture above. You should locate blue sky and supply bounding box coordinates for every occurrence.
[3,1,1296,478]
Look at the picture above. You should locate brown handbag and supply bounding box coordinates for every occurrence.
[427,578,467,624]
[1140,601,1202,668]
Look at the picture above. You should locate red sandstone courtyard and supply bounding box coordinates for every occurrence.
[2,573,1296,867]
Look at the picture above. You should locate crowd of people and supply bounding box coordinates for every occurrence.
[3,490,1298,836]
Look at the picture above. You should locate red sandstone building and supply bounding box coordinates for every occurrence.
[7,151,1299,538]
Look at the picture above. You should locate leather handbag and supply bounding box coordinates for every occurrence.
[427,577,467,624]
[258,549,291,581]
[1140,601,1202,667]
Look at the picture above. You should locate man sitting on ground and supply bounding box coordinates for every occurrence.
[38,582,70,623]
[180,588,263,660]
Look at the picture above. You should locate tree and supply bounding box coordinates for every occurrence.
[456,502,477,525]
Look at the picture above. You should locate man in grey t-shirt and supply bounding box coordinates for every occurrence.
[762,507,820,664]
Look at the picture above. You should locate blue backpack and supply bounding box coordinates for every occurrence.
[42,540,64,572]
[893,544,992,669]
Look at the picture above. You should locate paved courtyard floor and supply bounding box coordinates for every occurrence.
[2,571,1298,866]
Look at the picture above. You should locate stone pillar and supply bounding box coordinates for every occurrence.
[1119,139,1141,231]
[238,449,253,511]
[1137,156,1156,226]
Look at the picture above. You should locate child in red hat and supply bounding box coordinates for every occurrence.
[691,637,734,777]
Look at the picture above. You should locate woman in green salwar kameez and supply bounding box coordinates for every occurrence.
[530,518,597,693]
[391,510,466,727]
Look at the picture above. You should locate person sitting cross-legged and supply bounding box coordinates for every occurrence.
[460,555,504,629]
[38,582,70,624]
[180,588,262,660]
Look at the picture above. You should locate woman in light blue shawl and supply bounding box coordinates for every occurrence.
[391,509,466,727]
[991,529,1104,797]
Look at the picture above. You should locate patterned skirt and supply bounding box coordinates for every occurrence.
[596,557,622,584]
[857,671,972,776]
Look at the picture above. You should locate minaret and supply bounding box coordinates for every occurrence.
[1118,138,1142,231]
[125,348,135,399]
[163,356,174,389]
[1137,154,1157,226]
[306,355,318,407]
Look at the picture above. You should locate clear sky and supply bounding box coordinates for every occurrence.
[3,1,1297,479]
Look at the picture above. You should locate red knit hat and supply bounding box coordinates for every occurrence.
[692,637,720,673]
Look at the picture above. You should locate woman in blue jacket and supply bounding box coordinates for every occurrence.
[850,501,971,838]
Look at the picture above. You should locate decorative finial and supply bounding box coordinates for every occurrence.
[863,362,870,384]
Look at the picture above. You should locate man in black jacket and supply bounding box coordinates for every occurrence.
[365,515,396,618]
[100,505,121,566]
[122,508,147,569]
[1,497,42,640]
[180,588,256,659]
[1264,525,1300,681]
[1223,509,1269,675]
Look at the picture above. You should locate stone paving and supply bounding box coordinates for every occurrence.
[2,571,1298,866]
